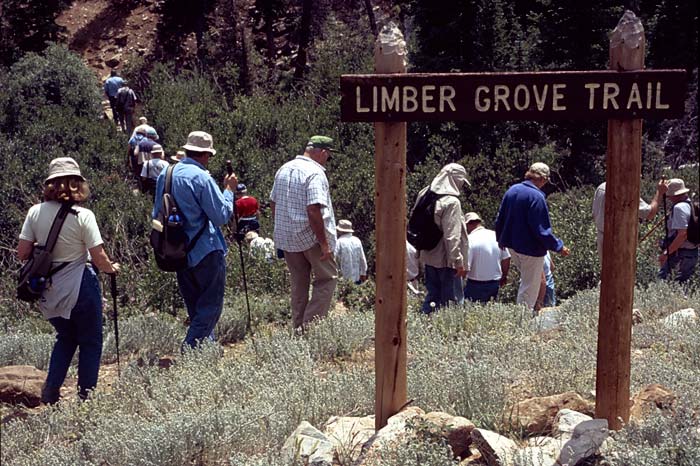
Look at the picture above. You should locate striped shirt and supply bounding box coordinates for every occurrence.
[270,156,336,253]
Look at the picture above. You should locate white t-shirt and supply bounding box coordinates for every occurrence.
[466,226,511,281]
[19,201,103,263]
[141,158,169,180]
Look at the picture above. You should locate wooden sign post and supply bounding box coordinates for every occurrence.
[595,11,645,430]
[372,25,408,431]
[341,13,686,430]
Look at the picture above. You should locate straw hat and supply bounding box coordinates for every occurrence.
[170,150,185,163]
[337,219,354,234]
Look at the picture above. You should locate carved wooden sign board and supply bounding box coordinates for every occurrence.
[340,70,686,122]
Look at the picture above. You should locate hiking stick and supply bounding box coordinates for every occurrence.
[639,217,665,244]
[109,273,121,377]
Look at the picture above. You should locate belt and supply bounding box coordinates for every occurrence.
[467,278,499,284]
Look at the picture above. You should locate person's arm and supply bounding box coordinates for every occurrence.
[307,204,331,260]
[527,197,567,255]
[198,173,237,226]
[644,179,669,221]
[499,257,510,287]
[17,239,33,261]
[88,244,118,274]
[659,229,688,265]
[438,199,466,277]
[359,242,368,281]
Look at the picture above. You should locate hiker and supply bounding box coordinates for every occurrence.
[140,144,168,197]
[134,127,159,183]
[17,157,119,404]
[270,135,338,331]
[592,179,667,260]
[245,230,275,262]
[170,150,185,164]
[535,252,556,310]
[152,131,237,349]
[658,178,699,283]
[463,212,510,304]
[335,219,368,284]
[115,82,137,135]
[103,70,124,128]
[412,163,470,314]
[127,128,146,174]
[131,116,157,140]
[495,162,570,313]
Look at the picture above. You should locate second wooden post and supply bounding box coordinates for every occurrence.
[596,10,645,430]
[373,23,408,430]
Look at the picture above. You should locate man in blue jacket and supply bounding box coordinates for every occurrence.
[152,131,237,349]
[495,162,570,313]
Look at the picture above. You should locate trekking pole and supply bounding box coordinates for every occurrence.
[639,217,665,244]
[109,273,121,377]
[226,159,254,338]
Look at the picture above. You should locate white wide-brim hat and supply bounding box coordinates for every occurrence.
[45,157,86,183]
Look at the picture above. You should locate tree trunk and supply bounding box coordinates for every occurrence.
[293,0,313,80]
[262,0,276,64]
[364,0,378,37]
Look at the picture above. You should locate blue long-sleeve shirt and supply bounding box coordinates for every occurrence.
[152,158,234,268]
[494,180,563,257]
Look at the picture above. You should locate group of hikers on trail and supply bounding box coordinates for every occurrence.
[15,81,699,404]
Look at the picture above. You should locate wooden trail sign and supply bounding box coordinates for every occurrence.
[341,70,686,122]
[340,12,687,431]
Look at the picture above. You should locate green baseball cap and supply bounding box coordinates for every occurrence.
[307,135,338,152]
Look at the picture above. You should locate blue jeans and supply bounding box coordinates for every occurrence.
[46,266,103,400]
[658,248,699,283]
[544,285,556,307]
[464,279,499,304]
[421,265,464,314]
[177,250,226,349]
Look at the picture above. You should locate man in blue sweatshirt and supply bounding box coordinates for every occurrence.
[495,162,570,312]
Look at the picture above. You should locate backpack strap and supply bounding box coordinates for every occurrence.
[162,164,207,253]
[45,203,74,253]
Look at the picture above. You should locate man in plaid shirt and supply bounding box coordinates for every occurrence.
[270,136,338,330]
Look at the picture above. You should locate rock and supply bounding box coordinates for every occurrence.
[553,409,592,439]
[323,415,375,464]
[115,34,128,46]
[355,407,425,465]
[281,421,334,466]
[471,428,518,466]
[424,411,476,458]
[0,366,46,408]
[629,384,676,421]
[509,392,594,435]
[557,419,609,466]
[105,54,121,68]
[662,308,697,328]
[530,308,562,332]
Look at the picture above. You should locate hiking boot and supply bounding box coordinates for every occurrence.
[41,384,61,405]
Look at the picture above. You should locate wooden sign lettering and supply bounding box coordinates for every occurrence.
[340,70,687,122]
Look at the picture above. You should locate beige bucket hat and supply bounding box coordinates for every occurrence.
[182,131,216,155]
[45,157,85,183]
[337,219,354,234]
[464,212,482,223]
[667,178,689,196]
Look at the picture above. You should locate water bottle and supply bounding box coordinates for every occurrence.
[29,276,46,293]
[167,207,181,226]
